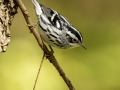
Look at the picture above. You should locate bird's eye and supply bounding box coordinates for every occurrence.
[72,38,77,43]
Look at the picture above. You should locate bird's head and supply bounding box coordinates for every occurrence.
[66,26,86,49]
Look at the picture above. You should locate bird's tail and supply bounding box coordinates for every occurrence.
[32,0,42,16]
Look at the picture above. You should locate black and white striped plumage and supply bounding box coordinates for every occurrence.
[32,0,86,49]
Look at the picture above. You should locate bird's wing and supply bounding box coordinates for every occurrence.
[40,4,71,30]
[32,0,71,30]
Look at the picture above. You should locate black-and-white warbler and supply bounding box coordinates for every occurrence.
[32,0,86,49]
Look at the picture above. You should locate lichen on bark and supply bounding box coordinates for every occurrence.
[0,0,10,52]
[0,0,18,52]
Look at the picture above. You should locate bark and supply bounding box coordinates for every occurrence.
[0,0,18,52]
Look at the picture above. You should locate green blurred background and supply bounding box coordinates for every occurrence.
[0,0,120,90]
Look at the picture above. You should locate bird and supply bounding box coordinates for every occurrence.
[31,0,86,49]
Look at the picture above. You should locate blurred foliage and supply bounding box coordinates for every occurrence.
[0,0,120,90]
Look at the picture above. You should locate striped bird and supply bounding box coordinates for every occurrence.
[32,0,86,49]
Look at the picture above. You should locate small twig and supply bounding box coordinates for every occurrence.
[15,0,75,90]
[33,53,45,90]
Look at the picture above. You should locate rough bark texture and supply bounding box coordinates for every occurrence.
[0,0,18,52]
[0,0,10,52]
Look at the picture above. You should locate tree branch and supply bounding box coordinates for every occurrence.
[15,0,75,90]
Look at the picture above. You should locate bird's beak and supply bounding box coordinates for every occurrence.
[80,43,87,50]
